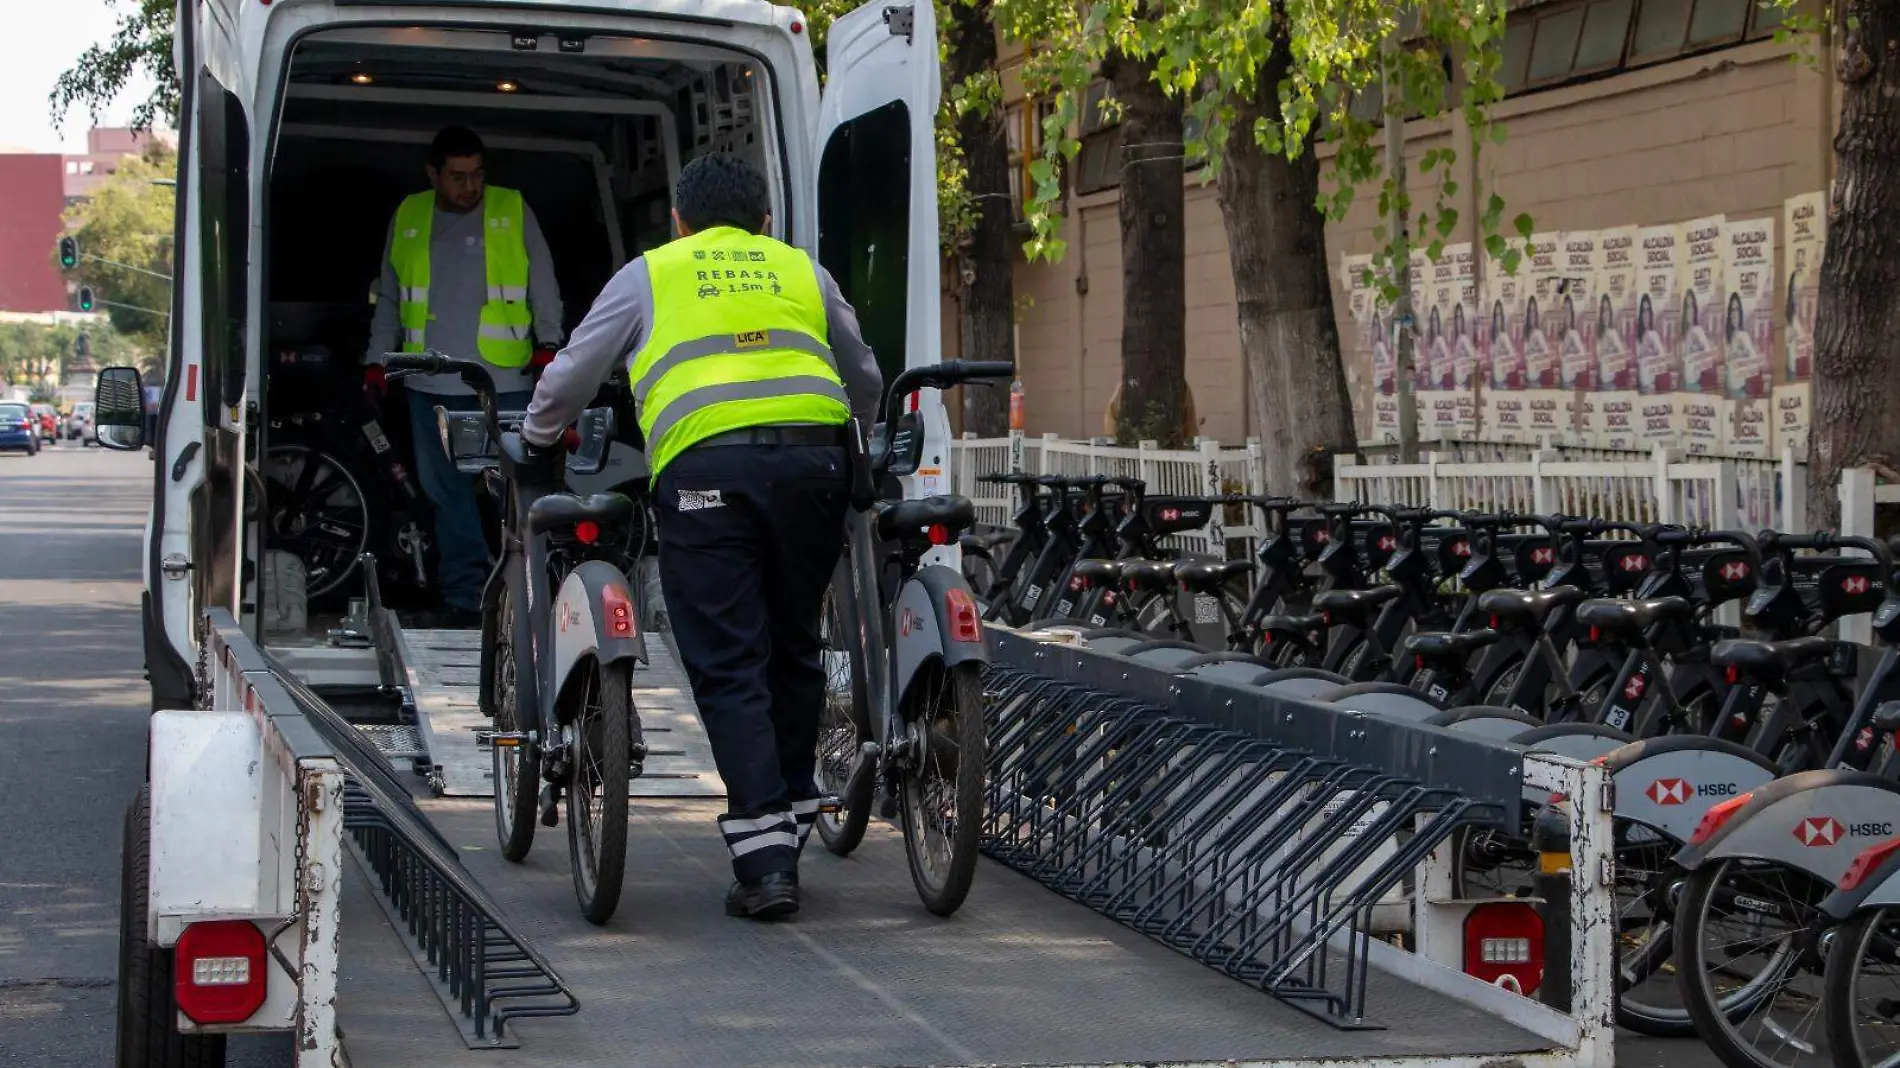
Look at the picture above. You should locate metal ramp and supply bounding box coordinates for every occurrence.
[398,628,725,799]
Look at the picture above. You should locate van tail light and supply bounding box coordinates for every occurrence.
[601,585,636,638]
[1690,792,1754,845]
[1840,837,1900,891]
[174,921,268,1024]
[945,587,982,643]
[1463,901,1544,994]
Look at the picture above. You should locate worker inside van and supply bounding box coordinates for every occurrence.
[361,125,565,629]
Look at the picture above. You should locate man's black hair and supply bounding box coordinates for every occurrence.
[676,153,769,233]
[429,126,485,168]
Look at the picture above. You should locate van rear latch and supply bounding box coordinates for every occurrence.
[883,4,914,40]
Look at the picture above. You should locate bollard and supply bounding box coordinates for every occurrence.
[1530,795,1573,1013]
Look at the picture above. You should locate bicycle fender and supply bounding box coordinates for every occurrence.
[1670,769,1900,889]
[549,560,649,695]
[1601,736,1779,846]
[893,565,987,700]
[1819,838,1900,920]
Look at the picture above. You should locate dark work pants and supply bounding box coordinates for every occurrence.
[652,442,849,883]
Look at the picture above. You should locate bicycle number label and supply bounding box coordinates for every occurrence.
[1605,707,1632,731]
[1023,584,1042,609]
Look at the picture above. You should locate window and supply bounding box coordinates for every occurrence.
[1005,97,1058,218]
[818,100,912,383]
[1501,0,1795,96]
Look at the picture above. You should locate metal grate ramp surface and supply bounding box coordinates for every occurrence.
[335,797,1551,1068]
[400,628,724,798]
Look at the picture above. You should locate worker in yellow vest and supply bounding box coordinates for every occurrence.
[365,126,563,628]
[522,154,882,920]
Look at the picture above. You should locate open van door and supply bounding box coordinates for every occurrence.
[814,1,948,500]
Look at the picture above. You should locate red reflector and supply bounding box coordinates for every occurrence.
[601,584,636,637]
[174,921,268,1024]
[1588,626,1600,642]
[928,523,951,546]
[575,520,600,544]
[790,18,803,31]
[1489,614,1499,629]
[1690,793,1754,845]
[1725,664,1740,684]
[1463,901,1544,994]
[1414,654,1424,670]
[1320,611,1331,626]
[1841,837,1900,891]
[946,587,982,643]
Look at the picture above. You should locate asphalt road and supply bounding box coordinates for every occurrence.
[0,440,1719,1068]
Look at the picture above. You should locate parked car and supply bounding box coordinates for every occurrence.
[66,401,95,446]
[0,402,41,456]
[29,403,57,442]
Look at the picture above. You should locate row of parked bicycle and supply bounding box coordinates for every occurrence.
[957,470,1900,1068]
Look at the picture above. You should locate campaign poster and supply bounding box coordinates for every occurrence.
[1676,216,1725,453]
[1484,245,1528,441]
[1776,191,1824,453]
[1722,219,1775,456]
[1591,226,1641,448]
[1448,243,1482,390]
[1559,230,1600,392]
[1343,254,1389,441]
[1637,223,1683,444]
[1522,234,1564,390]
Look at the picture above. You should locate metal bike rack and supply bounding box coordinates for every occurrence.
[982,631,1532,1029]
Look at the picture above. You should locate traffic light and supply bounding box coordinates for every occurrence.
[74,333,91,359]
[57,236,78,271]
[76,286,96,313]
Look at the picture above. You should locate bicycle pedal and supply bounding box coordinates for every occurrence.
[817,794,845,815]
[538,784,562,827]
[478,731,527,751]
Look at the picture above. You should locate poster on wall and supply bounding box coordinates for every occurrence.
[1676,215,1725,454]
[1344,254,1396,443]
[1591,225,1640,449]
[1558,231,1600,438]
[1521,233,1567,443]
[1637,223,1683,445]
[1484,245,1528,442]
[1413,250,1461,441]
[1723,218,1775,456]
[1777,191,1824,454]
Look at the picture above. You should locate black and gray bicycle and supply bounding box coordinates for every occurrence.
[814,359,1016,915]
[382,351,649,926]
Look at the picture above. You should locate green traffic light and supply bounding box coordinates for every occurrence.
[77,286,95,313]
[58,236,78,271]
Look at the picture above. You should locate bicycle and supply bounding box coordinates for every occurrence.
[814,359,1016,916]
[383,351,648,926]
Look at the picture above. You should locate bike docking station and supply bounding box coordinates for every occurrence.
[980,626,1617,1068]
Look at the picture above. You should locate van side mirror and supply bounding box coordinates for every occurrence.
[95,365,146,451]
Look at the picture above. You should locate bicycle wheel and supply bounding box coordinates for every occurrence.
[262,444,372,600]
[899,661,985,916]
[1824,904,1900,1068]
[1676,856,1831,1068]
[815,565,872,856]
[491,579,539,861]
[567,657,631,925]
[1611,825,1698,1036]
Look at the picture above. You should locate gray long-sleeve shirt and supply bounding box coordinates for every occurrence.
[366,196,564,396]
[521,253,883,447]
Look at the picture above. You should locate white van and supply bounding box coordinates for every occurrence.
[113,0,947,710]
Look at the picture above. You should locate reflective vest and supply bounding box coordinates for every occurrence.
[631,227,851,474]
[389,186,534,367]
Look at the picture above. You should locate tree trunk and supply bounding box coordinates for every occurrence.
[1807,2,1900,529]
[947,0,1015,437]
[1105,50,1190,448]
[1217,52,1357,498]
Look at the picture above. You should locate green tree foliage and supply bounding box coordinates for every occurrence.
[61,145,176,357]
[0,321,141,392]
[51,0,179,134]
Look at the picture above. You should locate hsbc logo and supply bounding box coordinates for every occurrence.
[1853,821,1897,837]
[1621,554,1649,572]
[1069,575,1086,590]
[1722,561,1750,581]
[1857,727,1878,751]
[1452,541,1471,557]
[1531,547,1555,565]
[1795,817,1844,846]
[1844,575,1871,595]
[1315,529,1332,544]
[899,607,922,637]
[1161,507,1181,522]
[1378,535,1396,551]
[1647,778,1690,805]
[1624,674,1648,700]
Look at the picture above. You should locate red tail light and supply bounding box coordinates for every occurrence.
[575,520,600,545]
[928,523,951,546]
[173,921,268,1024]
[1840,837,1900,891]
[1489,614,1500,629]
[1463,901,1544,994]
[946,587,982,643]
[1725,664,1740,684]
[1690,792,1754,845]
[601,584,636,637]
[1588,626,1600,642]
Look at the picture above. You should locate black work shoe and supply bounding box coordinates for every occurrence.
[725,872,799,920]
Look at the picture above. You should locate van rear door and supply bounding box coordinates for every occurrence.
[813,1,948,496]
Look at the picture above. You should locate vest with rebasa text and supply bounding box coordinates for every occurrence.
[388,186,535,367]
[631,226,850,474]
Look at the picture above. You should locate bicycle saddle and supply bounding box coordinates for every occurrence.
[1710,635,1837,684]
[1119,560,1177,593]
[1478,585,1586,627]
[1402,629,1501,659]
[878,495,977,541]
[1574,595,1692,636]
[1173,559,1256,592]
[527,492,637,536]
[1259,611,1326,633]
[1071,559,1126,588]
[1312,584,1402,625]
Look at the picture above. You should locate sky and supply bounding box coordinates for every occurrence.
[0,0,159,153]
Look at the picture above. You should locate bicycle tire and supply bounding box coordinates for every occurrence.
[816,563,873,856]
[1675,857,1827,1068]
[1824,905,1900,1068]
[491,579,539,862]
[568,657,631,925]
[900,662,985,916]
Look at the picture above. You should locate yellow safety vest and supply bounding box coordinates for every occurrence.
[389,186,534,367]
[631,227,851,474]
